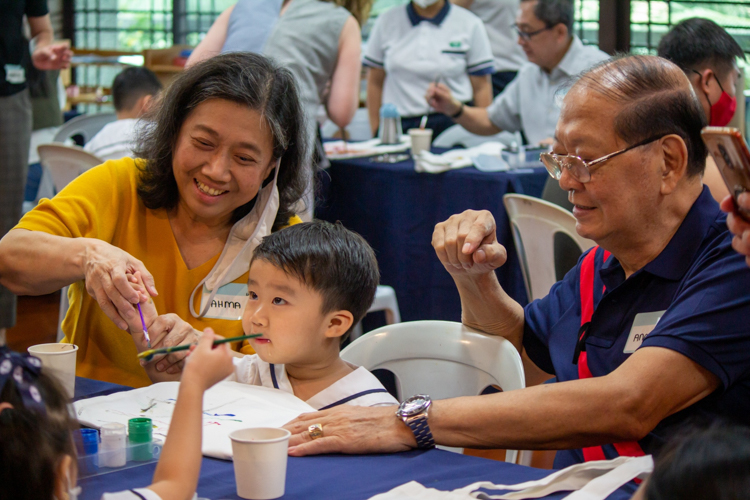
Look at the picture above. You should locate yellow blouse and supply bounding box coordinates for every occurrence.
[16,158,301,387]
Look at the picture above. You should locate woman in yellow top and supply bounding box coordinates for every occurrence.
[0,53,309,387]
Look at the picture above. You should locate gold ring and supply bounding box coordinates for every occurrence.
[308,423,324,440]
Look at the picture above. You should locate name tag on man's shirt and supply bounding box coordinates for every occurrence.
[624,311,666,353]
[200,283,249,320]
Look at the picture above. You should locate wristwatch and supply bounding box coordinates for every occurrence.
[396,394,435,449]
[450,102,465,119]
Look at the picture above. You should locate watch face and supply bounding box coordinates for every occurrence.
[398,394,431,417]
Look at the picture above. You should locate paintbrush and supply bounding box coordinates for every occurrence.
[137,334,263,361]
[137,303,151,349]
[421,74,442,130]
[339,126,348,153]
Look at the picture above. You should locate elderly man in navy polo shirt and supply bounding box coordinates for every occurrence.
[283,55,750,471]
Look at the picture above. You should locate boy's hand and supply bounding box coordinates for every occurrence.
[182,328,234,391]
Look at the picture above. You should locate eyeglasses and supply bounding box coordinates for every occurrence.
[513,24,551,41]
[540,135,665,183]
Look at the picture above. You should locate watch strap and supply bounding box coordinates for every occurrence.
[450,102,465,119]
[406,413,435,449]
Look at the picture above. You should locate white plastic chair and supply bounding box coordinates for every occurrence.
[503,194,595,302]
[432,124,518,149]
[37,144,103,192]
[350,285,401,342]
[341,320,525,463]
[53,112,117,145]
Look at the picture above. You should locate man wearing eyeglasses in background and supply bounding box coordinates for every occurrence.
[283,57,750,480]
[425,0,607,147]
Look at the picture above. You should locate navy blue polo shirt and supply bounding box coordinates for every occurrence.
[524,186,750,468]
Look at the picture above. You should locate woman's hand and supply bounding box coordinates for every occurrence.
[139,314,202,375]
[283,405,414,456]
[82,239,158,331]
[721,193,750,268]
[426,82,461,117]
[432,210,508,277]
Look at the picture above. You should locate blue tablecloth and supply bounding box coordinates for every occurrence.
[75,378,635,500]
[316,152,549,322]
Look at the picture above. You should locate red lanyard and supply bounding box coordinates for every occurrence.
[577,247,645,462]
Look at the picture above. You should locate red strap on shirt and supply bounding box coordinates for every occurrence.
[578,247,644,462]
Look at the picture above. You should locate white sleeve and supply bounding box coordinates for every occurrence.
[466,19,495,76]
[486,70,523,131]
[101,488,163,500]
[229,354,262,385]
[363,15,386,68]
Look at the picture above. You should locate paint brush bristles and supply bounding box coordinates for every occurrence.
[137,334,263,361]
[137,303,151,349]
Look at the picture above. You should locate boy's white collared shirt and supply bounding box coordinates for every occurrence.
[229,355,399,409]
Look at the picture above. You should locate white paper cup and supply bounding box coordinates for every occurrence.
[27,343,78,398]
[409,128,433,157]
[230,427,291,500]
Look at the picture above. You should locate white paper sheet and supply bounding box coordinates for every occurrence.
[324,136,411,160]
[74,381,315,460]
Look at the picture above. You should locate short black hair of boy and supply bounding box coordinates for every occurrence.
[657,18,745,79]
[112,66,162,112]
[251,221,380,341]
[1,366,78,500]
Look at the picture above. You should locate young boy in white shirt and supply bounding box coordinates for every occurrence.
[133,221,397,409]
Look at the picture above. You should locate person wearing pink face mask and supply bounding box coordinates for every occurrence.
[658,18,746,203]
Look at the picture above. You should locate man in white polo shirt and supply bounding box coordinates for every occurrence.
[427,0,608,146]
[364,0,494,139]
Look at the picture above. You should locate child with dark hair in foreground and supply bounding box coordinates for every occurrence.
[0,333,233,500]
[135,221,397,409]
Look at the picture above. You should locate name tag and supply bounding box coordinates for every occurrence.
[4,65,25,84]
[199,283,249,320]
[623,311,666,353]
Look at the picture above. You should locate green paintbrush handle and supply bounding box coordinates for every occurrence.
[137,334,262,360]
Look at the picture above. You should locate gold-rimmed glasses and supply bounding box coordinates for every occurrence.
[540,135,665,183]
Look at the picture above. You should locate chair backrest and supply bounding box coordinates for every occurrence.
[341,320,525,462]
[37,144,103,192]
[503,194,595,302]
[53,113,117,145]
[341,320,525,399]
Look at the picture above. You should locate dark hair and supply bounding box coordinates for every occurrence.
[112,66,162,112]
[645,424,750,500]
[251,221,379,341]
[0,368,78,500]
[657,18,745,80]
[135,52,310,229]
[574,55,708,177]
[521,0,574,36]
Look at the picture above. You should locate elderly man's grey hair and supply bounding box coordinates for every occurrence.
[521,0,574,36]
[571,54,708,177]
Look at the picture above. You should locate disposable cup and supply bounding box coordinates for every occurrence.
[409,128,433,157]
[27,343,78,398]
[229,427,291,500]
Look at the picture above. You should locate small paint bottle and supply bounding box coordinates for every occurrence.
[77,428,99,474]
[128,417,153,461]
[100,422,127,467]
